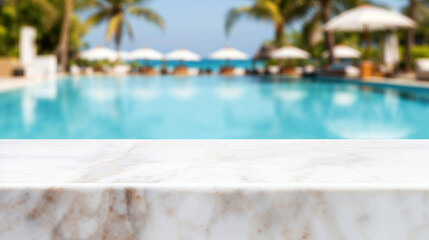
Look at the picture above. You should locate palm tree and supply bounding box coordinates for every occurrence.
[303,0,366,59]
[225,0,310,48]
[86,0,165,60]
[57,0,73,72]
[405,0,417,72]
[12,0,58,31]
[414,2,429,44]
[321,0,335,64]
[321,0,368,64]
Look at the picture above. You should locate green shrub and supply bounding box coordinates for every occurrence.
[129,61,140,70]
[397,45,429,69]
[411,45,429,60]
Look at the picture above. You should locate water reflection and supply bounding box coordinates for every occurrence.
[32,79,58,100]
[384,89,399,112]
[86,88,116,102]
[132,88,160,101]
[21,80,58,126]
[2,75,429,138]
[130,79,160,101]
[169,79,197,100]
[325,120,412,139]
[274,88,307,103]
[215,82,244,101]
[333,91,357,107]
[21,90,36,126]
[324,86,418,138]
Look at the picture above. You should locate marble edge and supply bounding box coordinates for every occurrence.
[2,183,429,191]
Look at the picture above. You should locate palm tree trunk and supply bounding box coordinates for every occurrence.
[114,25,123,65]
[405,0,416,72]
[363,26,370,60]
[321,0,335,65]
[274,22,285,48]
[57,0,73,72]
[115,38,121,65]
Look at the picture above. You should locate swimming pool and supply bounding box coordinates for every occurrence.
[1,75,429,139]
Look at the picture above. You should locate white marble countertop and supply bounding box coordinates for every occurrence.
[1,140,428,185]
[2,140,429,240]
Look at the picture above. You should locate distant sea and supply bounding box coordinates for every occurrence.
[135,59,265,71]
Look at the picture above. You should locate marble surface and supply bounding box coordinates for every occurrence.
[1,140,429,184]
[1,140,429,240]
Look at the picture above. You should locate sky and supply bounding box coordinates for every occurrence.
[83,0,407,58]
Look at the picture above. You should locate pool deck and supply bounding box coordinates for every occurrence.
[366,76,429,89]
[0,77,40,92]
[360,74,429,90]
[0,75,62,92]
[1,140,429,239]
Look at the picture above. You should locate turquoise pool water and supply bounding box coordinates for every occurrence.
[1,75,429,139]
[135,59,263,71]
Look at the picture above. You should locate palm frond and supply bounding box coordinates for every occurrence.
[26,0,58,30]
[105,13,124,44]
[225,6,272,36]
[86,7,111,26]
[285,0,312,23]
[302,11,322,47]
[124,19,134,42]
[75,0,106,11]
[124,0,151,5]
[127,6,165,31]
[258,0,282,22]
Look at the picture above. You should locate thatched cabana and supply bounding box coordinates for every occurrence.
[253,44,275,61]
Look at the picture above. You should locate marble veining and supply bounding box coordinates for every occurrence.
[1,140,429,184]
[1,140,429,239]
[1,187,429,240]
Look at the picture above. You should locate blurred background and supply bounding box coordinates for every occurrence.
[0,0,426,70]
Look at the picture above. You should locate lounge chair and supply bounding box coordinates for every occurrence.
[0,58,19,77]
[138,66,157,75]
[160,67,169,75]
[199,68,213,75]
[322,63,360,78]
[220,66,235,75]
[280,66,300,76]
[84,67,94,75]
[188,68,199,76]
[245,68,256,75]
[112,65,130,75]
[416,59,429,81]
[267,66,280,75]
[303,65,317,77]
[173,65,188,75]
[70,65,81,76]
[33,55,57,77]
[234,68,246,76]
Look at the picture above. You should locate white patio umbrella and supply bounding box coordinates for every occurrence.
[271,45,310,59]
[384,33,400,65]
[210,46,248,66]
[129,47,163,63]
[80,46,118,61]
[322,44,361,59]
[165,48,201,62]
[324,4,415,58]
[119,51,132,61]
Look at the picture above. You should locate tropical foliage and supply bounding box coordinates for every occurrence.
[225,0,311,47]
[85,0,165,53]
[0,0,87,57]
[404,0,429,70]
[1,0,429,71]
